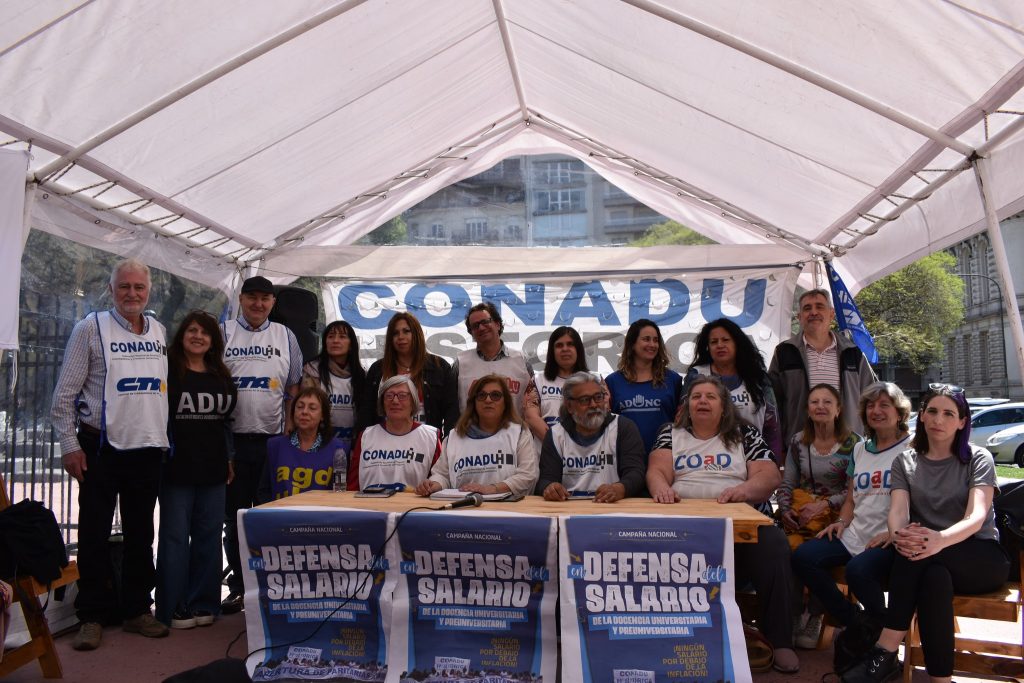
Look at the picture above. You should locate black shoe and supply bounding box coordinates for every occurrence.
[171,608,196,629]
[841,645,901,683]
[220,591,244,615]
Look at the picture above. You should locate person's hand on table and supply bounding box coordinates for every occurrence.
[594,483,625,504]
[415,480,441,497]
[651,486,678,504]
[543,482,568,501]
[459,482,504,495]
[716,484,750,504]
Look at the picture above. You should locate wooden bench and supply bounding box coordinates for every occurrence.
[0,474,79,679]
[902,551,1023,682]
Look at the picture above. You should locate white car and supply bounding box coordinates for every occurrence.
[968,403,1024,448]
[986,424,1024,466]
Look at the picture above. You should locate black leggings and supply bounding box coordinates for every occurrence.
[885,537,1009,677]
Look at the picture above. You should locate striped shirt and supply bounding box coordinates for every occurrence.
[803,333,840,390]
[50,309,154,455]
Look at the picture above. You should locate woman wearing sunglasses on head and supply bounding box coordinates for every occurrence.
[349,375,441,491]
[415,373,537,498]
[357,312,459,438]
[843,384,1009,683]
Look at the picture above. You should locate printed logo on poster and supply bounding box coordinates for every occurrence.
[613,669,655,683]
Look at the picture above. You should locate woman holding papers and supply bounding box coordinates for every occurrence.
[416,373,538,499]
[349,374,441,491]
[646,374,798,674]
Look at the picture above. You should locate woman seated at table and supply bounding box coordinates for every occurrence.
[791,382,910,637]
[257,386,347,503]
[415,374,538,498]
[844,385,1009,683]
[349,375,441,491]
[646,374,799,674]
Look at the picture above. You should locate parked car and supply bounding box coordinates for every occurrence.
[986,424,1024,466]
[967,397,1010,415]
[969,403,1024,448]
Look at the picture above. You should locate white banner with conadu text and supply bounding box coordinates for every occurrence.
[323,268,798,376]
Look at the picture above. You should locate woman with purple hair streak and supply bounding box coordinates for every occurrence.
[843,384,1010,683]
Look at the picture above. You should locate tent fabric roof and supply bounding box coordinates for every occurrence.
[3,0,1024,292]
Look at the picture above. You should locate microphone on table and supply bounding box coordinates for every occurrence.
[437,492,484,510]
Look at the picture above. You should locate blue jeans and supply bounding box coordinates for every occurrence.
[791,536,894,625]
[155,481,226,625]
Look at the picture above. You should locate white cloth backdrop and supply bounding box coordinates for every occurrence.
[0,150,28,350]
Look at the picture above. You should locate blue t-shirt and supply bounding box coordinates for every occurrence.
[605,368,682,460]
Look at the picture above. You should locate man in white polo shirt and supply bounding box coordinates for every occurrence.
[51,259,170,650]
[219,275,303,613]
[769,288,876,446]
[452,302,534,411]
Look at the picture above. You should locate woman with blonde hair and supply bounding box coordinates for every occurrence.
[416,373,537,498]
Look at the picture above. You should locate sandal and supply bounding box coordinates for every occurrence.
[744,624,774,673]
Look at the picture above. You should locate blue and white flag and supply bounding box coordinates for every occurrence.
[826,262,879,363]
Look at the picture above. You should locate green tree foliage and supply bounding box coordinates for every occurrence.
[629,219,716,246]
[855,252,965,371]
[357,216,407,245]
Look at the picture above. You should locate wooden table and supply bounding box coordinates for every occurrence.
[260,491,772,543]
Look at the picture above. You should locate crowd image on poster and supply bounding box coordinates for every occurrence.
[239,507,397,682]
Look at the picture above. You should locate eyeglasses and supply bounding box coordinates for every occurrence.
[475,390,505,402]
[570,391,607,407]
[383,391,412,402]
[468,317,494,331]
[928,383,964,395]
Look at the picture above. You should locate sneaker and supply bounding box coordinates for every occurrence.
[220,591,244,615]
[171,608,196,629]
[71,621,103,651]
[795,613,824,649]
[123,612,170,638]
[841,645,901,683]
[193,609,215,627]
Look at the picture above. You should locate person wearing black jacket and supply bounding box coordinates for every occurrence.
[357,312,458,437]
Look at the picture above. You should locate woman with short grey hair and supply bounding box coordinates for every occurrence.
[347,374,440,491]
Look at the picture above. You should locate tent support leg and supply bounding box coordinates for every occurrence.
[972,156,1024,390]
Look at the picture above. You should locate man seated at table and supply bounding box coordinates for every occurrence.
[535,371,645,503]
[646,373,799,674]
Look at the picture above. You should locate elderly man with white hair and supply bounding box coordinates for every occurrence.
[534,371,646,503]
[348,374,441,491]
[51,258,170,650]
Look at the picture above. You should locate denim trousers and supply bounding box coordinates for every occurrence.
[155,480,226,625]
[791,535,894,625]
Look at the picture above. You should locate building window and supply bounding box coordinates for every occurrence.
[535,189,584,213]
[505,225,522,240]
[430,223,445,238]
[466,220,488,240]
[979,331,990,384]
[608,209,629,223]
[962,334,972,384]
[946,337,956,385]
[536,160,582,185]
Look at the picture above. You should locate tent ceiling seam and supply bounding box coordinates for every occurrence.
[491,0,529,121]
[619,0,972,156]
[30,0,372,182]
[505,18,873,190]
[169,12,502,198]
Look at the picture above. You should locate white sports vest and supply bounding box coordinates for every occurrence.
[841,436,907,556]
[669,427,748,499]
[319,373,355,434]
[443,425,522,488]
[692,365,766,430]
[532,374,566,454]
[457,348,532,409]
[550,417,619,492]
[356,423,438,490]
[223,320,291,434]
[95,312,169,450]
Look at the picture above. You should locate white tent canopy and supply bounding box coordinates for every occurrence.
[2,2,1024,317]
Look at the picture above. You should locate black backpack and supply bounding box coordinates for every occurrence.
[0,499,69,584]
[994,479,1024,578]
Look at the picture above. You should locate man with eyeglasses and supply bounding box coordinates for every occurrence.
[535,372,646,503]
[219,275,303,614]
[453,302,534,411]
[769,288,876,446]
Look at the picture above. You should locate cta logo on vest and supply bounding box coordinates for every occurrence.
[234,376,282,390]
[115,377,166,394]
[674,452,733,472]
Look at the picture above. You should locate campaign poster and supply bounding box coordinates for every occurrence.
[389,512,558,683]
[559,515,749,683]
[239,506,396,682]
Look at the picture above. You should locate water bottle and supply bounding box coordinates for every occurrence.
[332,444,348,492]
